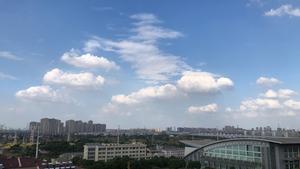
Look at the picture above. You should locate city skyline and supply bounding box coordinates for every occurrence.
[9,117,300,133]
[2,0,300,129]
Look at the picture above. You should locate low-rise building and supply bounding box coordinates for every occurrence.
[182,137,300,169]
[160,148,184,158]
[83,143,147,162]
[151,148,185,158]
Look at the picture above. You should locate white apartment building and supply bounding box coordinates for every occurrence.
[161,148,184,158]
[150,148,185,158]
[83,143,147,162]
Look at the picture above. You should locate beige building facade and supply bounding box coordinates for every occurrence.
[83,143,147,162]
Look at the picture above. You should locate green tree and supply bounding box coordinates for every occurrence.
[187,161,201,169]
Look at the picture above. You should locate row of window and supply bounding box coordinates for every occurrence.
[207,145,261,152]
[99,147,145,150]
[99,151,146,154]
[99,151,145,155]
[87,148,146,152]
[285,160,300,169]
[98,154,145,159]
[203,144,262,163]
[207,149,261,157]
[284,146,300,158]
[204,152,262,162]
[203,161,262,169]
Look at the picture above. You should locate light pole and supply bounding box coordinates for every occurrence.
[35,126,40,159]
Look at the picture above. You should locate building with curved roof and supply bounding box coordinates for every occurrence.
[182,137,300,169]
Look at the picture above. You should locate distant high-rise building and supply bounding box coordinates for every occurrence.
[40,118,63,136]
[29,122,40,132]
[29,121,40,143]
[93,123,106,133]
[65,120,76,134]
[65,120,106,134]
[30,118,106,136]
[87,120,93,132]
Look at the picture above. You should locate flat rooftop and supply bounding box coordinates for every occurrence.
[85,142,146,147]
[180,139,215,148]
[180,137,300,147]
[249,137,300,144]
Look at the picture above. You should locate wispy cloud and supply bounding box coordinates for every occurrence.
[0,51,22,61]
[246,0,266,7]
[0,72,17,80]
[265,4,300,17]
[91,6,113,12]
[84,13,190,83]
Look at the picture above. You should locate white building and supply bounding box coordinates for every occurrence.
[151,148,185,158]
[161,148,184,158]
[83,143,147,162]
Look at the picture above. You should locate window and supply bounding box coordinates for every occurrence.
[254,146,261,152]
[247,145,253,151]
[247,152,253,156]
[203,142,262,163]
[88,148,95,151]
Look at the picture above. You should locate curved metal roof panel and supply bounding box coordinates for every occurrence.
[183,137,300,159]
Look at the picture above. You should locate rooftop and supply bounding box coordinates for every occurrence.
[0,157,40,169]
[179,139,215,148]
[244,137,300,144]
[180,137,300,148]
[85,142,146,147]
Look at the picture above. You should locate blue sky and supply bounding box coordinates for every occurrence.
[1,0,300,129]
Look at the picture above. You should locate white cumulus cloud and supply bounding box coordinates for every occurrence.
[265,4,300,17]
[43,68,105,88]
[235,88,300,118]
[284,99,300,110]
[262,89,297,99]
[177,71,234,93]
[240,98,281,112]
[61,50,119,70]
[187,103,218,114]
[16,85,63,102]
[111,84,178,105]
[256,76,281,86]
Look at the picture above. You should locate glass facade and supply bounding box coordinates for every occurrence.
[283,145,300,169]
[203,144,263,163]
[284,145,300,158]
[285,160,299,169]
[185,139,300,169]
